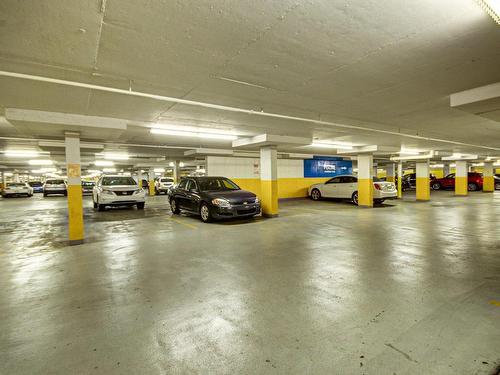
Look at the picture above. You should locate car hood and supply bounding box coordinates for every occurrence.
[203,189,256,203]
[102,185,138,191]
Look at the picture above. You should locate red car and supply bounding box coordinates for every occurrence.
[431,172,483,191]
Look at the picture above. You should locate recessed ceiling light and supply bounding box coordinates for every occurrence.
[476,0,500,24]
[154,168,165,173]
[150,128,237,141]
[99,153,129,160]
[102,168,116,173]
[95,160,114,167]
[4,150,40,158]
[28,159,53,165]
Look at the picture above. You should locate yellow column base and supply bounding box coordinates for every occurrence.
[416,177,430,201]
[483,176,494,192]
[358,178,373,207]
[67,184,84,244]
[455,176,468,195]
[149,180,155,196]
[260,179,278,217]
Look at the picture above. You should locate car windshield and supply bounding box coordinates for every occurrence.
[7,183,25,187]
[101,177,137,186]
[161,178,173,182]
[198,178,240,192]
[82,181,95,186]
[29,182,42,187]
[46,180,65,184]
[373,177,383,182]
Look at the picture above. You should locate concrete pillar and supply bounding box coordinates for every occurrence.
[455,161,468,196]
[172,160,181,184]
[137,170,143,188]
[386,163,395,182]
[148,168,155,196]
[260,146,278,217]
[357,154,373,207]
[372,165,378,179]
[483,162,494,192]
[416,161,430,201]
[65,132,84,245]
[397,162,403,199]
[443,163,451,177]
[14,173,19,183]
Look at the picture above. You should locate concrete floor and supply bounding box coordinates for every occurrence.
[0,191,499,375]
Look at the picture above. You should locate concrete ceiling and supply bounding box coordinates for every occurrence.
[0,0,500,170]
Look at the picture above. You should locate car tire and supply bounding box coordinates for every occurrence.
[468,183,478,191]
[137,202,145,210]
[43,193,47,197]
[310,189,321,201]
[93,199,98,209]
[170,198,180,214]
[97,198,105,211]
[199,202,212,223]
[64,191,68,196]
[351,191,359,206]
[431,182,441,190]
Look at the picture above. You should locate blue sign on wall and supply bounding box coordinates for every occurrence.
[304,157,352,178]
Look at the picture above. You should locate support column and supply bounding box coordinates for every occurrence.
[148,168,155,196]
[65,132,84,245]
[172,160,181,184]
[372,164,378,179]
[14,173,19,183]
[386,163,395,183]
[416,161,430,201]
[137,170,143,188]
[358,155,373,207]
[455,161,468,196]
[483,162,494,192]
[443,163,450,177]
[397,162,403,199]
[260,146,278,217]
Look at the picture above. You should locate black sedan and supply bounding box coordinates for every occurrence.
[169,176,261,222]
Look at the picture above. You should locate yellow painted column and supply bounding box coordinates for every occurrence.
[455,161,468,196]
[397,162,403,199]
[416,162,430,201]
[386,163,395,183]
[483,161,494,192]
[357,154,373,207]
[260,146,278,217]
[137,170,143,188]
[65,132,84,245]
[148,168,155,196]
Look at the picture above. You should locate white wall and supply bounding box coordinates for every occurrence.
[206,156,304,179]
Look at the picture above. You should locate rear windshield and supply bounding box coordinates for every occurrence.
[160,178,173,182]
[101,177,136,186]
[198,178,240,191]
[29,182,43,187]
[373,177,383,182]
[46,180,65,184]
[7,183,26,187]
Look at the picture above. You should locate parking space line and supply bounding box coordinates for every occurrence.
[169,217,198,230]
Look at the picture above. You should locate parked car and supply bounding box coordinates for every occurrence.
[494,174,500,190]
[169,176,261,223]
[308,175,397,205]
[1,182,34,197]
[402,173,436,190]
[81,180,95,195]
[431,172,483,191]
[141,179,149,190]
[43,179,67,197]
[93,175,145,211]
[155,177,174,195]
[28,181,44,193]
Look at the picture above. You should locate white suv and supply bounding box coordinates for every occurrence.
[155,177,174,195]
[93,175,145,211]
[43,179,67,197]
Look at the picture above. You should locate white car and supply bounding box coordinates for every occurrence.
[1,182,33,198]
[93,175,145,211]
[155,177,174,195]
[308,175,397,205]
[43,179,67,197]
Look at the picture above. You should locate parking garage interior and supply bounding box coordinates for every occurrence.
[0,1,500,374]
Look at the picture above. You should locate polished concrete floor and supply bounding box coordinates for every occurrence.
[0,191,499,375]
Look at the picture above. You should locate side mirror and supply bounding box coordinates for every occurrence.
[190,188,198,193]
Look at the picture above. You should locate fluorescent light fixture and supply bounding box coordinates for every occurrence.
[31,167,57,173]
[431,164,444,168]
[87,169,102,174]
[150,128,237,141]
[28,159,53,166]
[99,152,129,160]
[4,172,13,177]
[390,152,434,161]
[398,147,426,155]
[477,0,500,24]
[310,142,353,150]
[154,168,165,173]
[472,162,485,167]
[102,168,116,173]
[168,162,174,167]
[441,153,478,161]
[94,160,114,167]
[179,162,185,167]
[4,150,40,158]
[450,163,457,168]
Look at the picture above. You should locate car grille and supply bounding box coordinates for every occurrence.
[236,207,257,215]
[115,190,134,196]
[233,198,256,205]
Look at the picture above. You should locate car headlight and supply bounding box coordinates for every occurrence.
[133,189,143,195]
[212,198,231,207]
[254,196,260,204]
[102,189,114,196]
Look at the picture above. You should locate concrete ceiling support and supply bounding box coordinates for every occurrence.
[172,160,181,184]
[397,163,403,199]
[455,161,468,196]
[65,132,84,245]
[148,167,155,196]
[443,163,451,177]
[260,146,278,217]
[357,154,373,208]
[483,162,494,192]
[386,163,396,183]
[416,162,430,201]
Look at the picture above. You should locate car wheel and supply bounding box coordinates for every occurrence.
[351,191,359,206]
[64,191,68,196]
[310,189,321,201]
[199,203,212,223]
[431,182,441,190]
[43,193,47,197]
[137,202,145,210]
[170,198,180,214]
[468,183,478,191]
[93,198,98,209]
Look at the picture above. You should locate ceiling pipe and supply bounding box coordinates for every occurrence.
[1,70,499,152]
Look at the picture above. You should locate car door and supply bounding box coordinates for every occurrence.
[176,179,190,209]
[186,179,201,212]
[343,176,358,198]
[322,177,342,198]
[443,174,455,188]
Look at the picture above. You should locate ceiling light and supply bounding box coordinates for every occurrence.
[310,142,353,150]
[99,152,129,160]
[4,172,13,177]
[441,153,478,161]
[154,168,165,173]
[102,168,116,173]
[28,159,53,165]
[398,147,426,155]
[390,152,435,161]
[31,167,57,173]
[179,162,185,167]
[476,0,500,24]
[87,169,102,174]
[168,162,174,167]
[95,160,114,167]
[472,162,485,167]
[431,164,444,168]
[150,128,237,140]
[4,150,40,158]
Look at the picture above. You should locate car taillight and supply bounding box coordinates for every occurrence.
[374,183,381,190]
